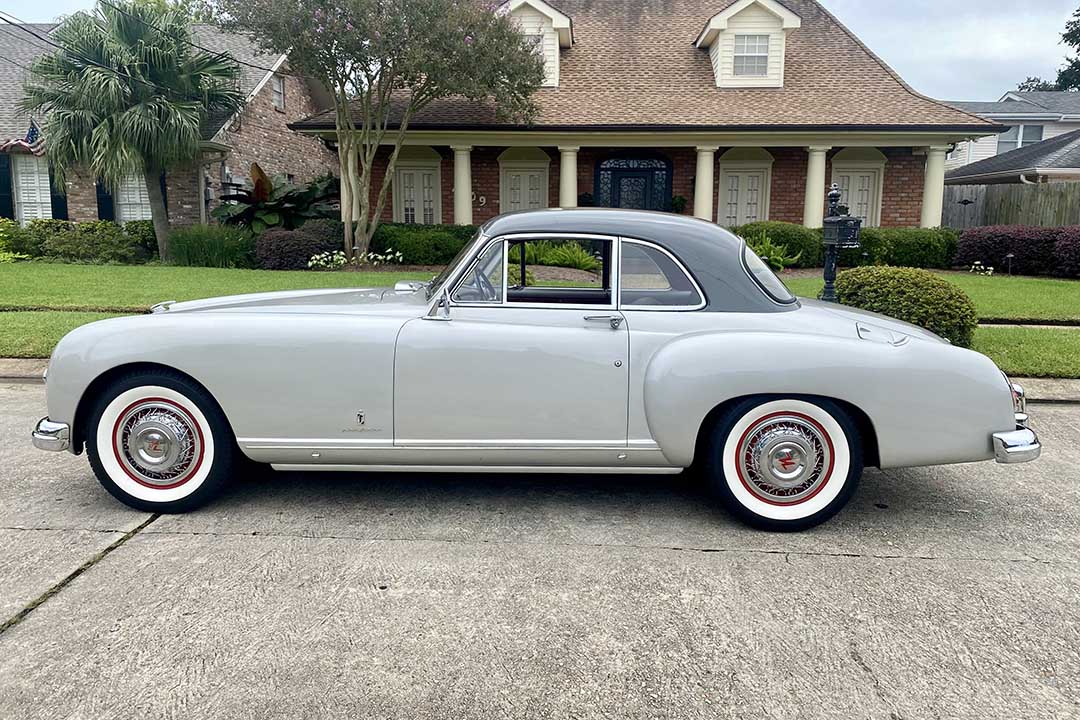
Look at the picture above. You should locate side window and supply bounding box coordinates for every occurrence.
[620,242,703,308]
[506,237,612,305]
[452,241,504,303]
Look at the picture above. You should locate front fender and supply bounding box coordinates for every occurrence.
[642,331,1014,469]
[46,312,403,451]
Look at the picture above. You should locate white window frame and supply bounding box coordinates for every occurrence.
[115,173,153,223]
[11,153,52,225]
[831,152,886,228]
[271,75,285,112]
[393,159,442,225]
[996,124,1043,154]
[733,34,770,77]
[499,148,551,213]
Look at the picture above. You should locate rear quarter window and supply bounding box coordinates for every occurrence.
[742,243,796,304]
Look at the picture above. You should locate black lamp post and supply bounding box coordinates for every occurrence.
[820,183,862,303]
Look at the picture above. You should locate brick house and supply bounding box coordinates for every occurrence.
[291,0,999,230]
[0,23,337,226]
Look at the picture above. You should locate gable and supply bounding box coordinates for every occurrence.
[696,0,801,89]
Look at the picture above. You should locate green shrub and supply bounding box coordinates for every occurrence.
[509,239,601,273]
[11,219,73,257]
[255,224,342,270]
[744,230,801,270]
[0,218,23,254]
[835,266,978,348]
[733,222,823,267]
[369,223,478,265]
[839,227,958,269]
[169,225,255,268]
[41,221,142,264]
[124,220,158,258]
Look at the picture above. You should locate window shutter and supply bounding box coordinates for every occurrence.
[48,166,69,221]
[96,179,115,221]
[160,171,168,219]
[0,155,12,219]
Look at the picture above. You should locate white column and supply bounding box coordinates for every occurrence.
[451,145,472,225]
[693,146,718,221]
[921,145,949,228]
[803,146,831,228]
[558,146,579,208]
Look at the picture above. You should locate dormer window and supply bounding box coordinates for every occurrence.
[695,0,801,89]
[506,0,573,88]
[733,35,769,77]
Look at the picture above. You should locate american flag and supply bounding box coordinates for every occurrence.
[0,119,46,156]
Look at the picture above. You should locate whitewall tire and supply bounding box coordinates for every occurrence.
[705,397,862,531]
[86,371,235,512]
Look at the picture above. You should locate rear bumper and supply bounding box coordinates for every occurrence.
[32,417,70,452]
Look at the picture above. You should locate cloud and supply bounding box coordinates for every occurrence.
[819,0,1076,100]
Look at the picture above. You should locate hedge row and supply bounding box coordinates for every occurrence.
[731,222,960,270]
[253,221,479,270]
[956,225,1080,278]
[0,218,157,263]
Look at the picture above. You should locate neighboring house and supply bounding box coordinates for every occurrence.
[944,91,1080,172]
[945,127,1080,185]
[0,23,337,226]
[291,0,995,229]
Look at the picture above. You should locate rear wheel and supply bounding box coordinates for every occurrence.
[704,397,862,531]
[86,371,236,513]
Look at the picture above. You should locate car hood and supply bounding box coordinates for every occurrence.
[157,286,431,316]
[796,298,948,344]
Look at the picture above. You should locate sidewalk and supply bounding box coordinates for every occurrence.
[2,357,1078,403]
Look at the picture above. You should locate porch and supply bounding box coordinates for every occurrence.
[359,139,950,230]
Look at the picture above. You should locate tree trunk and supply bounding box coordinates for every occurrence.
[144,164,170,260]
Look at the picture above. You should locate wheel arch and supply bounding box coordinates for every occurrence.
[691,393,880,470]
[71,361,232,454]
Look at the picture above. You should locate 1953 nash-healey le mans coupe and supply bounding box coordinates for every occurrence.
[32,209,1040,531]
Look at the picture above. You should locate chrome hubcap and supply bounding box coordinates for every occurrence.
[738,415,831,503]
[115,402,200,486]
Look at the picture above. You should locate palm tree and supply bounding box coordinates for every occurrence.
[20,1,242,259]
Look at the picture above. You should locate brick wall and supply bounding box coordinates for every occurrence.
[64,172,99,222]
[206,69,338,209]
[880,148,925,227]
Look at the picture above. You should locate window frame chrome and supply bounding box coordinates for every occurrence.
[616,237,707,312]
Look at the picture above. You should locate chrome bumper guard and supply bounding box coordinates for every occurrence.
[32,417,70,452]
[992,382,1040,464]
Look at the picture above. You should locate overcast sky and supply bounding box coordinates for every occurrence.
[2,0,1076,101]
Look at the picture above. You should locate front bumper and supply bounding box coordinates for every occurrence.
[992,381,1040,464]
[32,417,70,452]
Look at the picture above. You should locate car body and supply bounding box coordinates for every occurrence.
[32,208,1039,530]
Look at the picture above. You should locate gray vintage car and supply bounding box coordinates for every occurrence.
[32,209,1039,530]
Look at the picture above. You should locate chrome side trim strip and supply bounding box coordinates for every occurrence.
[269,464,684,474]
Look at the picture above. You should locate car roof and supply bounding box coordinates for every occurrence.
[479,208,796,313]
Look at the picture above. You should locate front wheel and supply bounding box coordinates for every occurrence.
[704,397,863,532]
[86,371,236,513]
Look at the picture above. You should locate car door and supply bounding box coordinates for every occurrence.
[394,234,629,450]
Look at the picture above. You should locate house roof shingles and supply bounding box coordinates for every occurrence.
[0,22,281,143]
[292,0,993,132]
[945,100,1048,115]
[946,127,1080,182]
[1007,91,1080,115]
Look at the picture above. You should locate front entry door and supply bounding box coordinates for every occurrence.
[394,306,629,447]
[611,171,652,210]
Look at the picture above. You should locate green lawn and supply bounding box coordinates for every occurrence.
[783,272,1080,323]
[0,263,433,312]
[972,326,1080,379]
[0,311,126,358]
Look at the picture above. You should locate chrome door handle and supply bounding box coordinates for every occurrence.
[584,315,623,329]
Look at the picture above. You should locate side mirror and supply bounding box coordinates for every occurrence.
[424,287,452,322]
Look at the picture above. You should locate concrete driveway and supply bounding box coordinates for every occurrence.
[0,381,1077,719]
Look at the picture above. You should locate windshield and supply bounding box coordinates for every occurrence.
[426,229,485,299]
